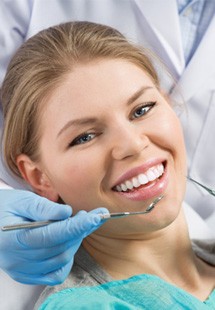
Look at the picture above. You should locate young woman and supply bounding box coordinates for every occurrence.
[1,22,214,309]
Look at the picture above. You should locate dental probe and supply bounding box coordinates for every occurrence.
[187,176,215,196]
[1,195,164,231]
[100,195,164,219]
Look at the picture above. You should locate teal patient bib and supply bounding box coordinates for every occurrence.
[39,274,215,310]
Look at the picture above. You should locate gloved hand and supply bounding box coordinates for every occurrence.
[0,189,108,285]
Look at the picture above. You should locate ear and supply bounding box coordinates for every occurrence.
[16,154,59,202]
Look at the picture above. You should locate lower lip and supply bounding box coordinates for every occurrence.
[114,167,168,201]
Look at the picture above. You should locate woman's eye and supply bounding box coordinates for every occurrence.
[69,133,96,147]
[131,102,156,119]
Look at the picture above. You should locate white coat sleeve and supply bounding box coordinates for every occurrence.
[0,0,33,85]
[0,179,12,189]
[0,0,33,189]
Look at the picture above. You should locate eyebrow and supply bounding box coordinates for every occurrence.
[57,85,153,138]
[57,117,97,138]
[126,86,153,106]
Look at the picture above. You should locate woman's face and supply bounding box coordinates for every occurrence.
[31,59,187,234]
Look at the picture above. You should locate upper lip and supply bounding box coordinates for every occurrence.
[112,158,166,188]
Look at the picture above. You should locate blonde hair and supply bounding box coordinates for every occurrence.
[1,21,159,178]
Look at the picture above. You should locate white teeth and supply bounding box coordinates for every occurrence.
[132,177,140,188]
[125,180,133,190]
[138,174,148,185]
[115,163,164,192]
[121,184,127,192]
[153,168,160,178]
[116,185,122,191]
[146,170,156,181]
[158,164,164,174]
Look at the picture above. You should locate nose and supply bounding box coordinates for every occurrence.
[111,124,149,160]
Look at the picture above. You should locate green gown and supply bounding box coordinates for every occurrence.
[39,273,215,310]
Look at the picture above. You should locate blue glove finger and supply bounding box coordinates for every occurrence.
[6,238,78,261]
[0,188,108,285]
[2,206,108,267]
[16,208,108,249]
[7,241,82,276]
[7,259,74,286]
[0,189,72,222]
[0,237,80,271]
[44,260,74,286]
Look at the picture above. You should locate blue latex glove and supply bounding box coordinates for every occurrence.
[0,189,108,285]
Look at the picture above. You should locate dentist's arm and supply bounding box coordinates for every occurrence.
[0,0,31,83]
[0,189,107,285]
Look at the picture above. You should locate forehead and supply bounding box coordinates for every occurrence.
[45,59,156,109]
[38,59,158,140]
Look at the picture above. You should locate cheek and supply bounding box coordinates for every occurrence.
[39,129,106,210]
[156,111,186,153]
[44,153,104,210]
[169,117,186,161]
[152,111,187,177]
[157,113,187,192]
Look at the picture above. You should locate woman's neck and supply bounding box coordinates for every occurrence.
[83,211,215,300]
[83,212,192,279]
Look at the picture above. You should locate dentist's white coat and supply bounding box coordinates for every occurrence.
[0,1,214,309]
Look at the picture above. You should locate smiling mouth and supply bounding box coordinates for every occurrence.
[113,163,165,193]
